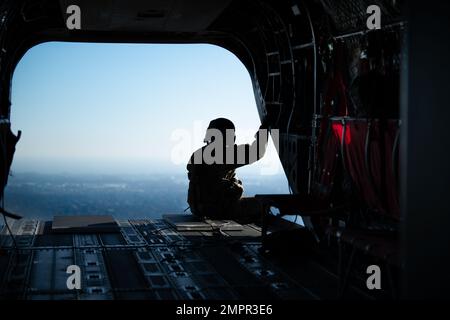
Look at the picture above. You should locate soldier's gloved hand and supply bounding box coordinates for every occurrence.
[255,118,271,139]
[255,129,269,140]
[259,117,271,130]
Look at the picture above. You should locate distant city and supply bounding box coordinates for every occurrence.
[3,172,289,220]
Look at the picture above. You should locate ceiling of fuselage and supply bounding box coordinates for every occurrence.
[57,0,233,33]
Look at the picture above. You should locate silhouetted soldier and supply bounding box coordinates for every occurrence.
[187,118,269,222]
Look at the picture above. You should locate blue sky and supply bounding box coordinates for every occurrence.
[10,42,285,178]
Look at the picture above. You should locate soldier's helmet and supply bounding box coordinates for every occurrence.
[204,118,236,145]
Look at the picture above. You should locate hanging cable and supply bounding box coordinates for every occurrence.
[0,123,20,276]
[1,197,17,250]
[307,1,318,195]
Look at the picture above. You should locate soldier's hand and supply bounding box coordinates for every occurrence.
[259,117,271,130]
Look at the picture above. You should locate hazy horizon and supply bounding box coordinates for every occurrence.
[4,171,291,219]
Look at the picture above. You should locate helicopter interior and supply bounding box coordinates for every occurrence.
[0,0,449,300]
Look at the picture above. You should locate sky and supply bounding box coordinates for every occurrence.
[10,42,286,178]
